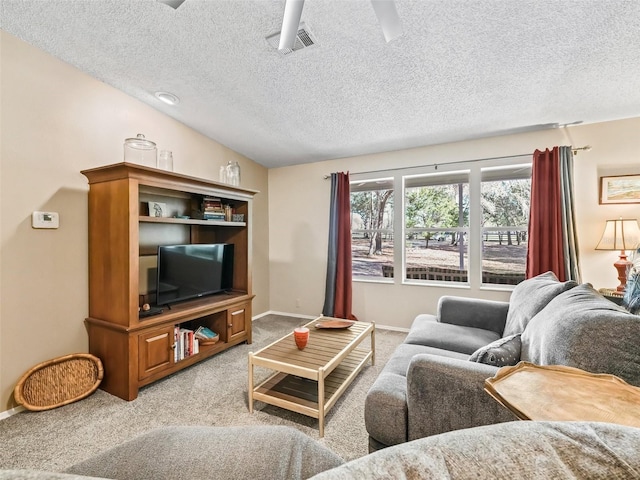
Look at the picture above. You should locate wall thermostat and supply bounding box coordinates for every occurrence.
[32,211,60,229]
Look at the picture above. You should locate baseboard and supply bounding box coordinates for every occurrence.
[252,310,317,321]
[0,405,25,420]
[252,310,409,332]
[375,324,410,333]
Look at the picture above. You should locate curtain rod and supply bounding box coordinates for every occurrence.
[323,145,592,179]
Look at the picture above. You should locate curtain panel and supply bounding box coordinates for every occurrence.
[322,172,357,320]
[526,146,581,282]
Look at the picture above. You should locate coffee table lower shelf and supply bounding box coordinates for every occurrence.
[252,348,372,433]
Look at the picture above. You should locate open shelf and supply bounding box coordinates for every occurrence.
[139,215,246,227]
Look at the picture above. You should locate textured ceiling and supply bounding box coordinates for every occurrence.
[2,0,640,168]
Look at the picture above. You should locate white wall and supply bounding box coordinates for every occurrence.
[268,117,640,329]
[0,32,270,410]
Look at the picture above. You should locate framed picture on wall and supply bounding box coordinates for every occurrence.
[599,175,640,204]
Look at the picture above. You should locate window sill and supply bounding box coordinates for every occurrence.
[353,277,394,284]
[353,277,519,291]
[402,279,470,289]
[480,284,516,292]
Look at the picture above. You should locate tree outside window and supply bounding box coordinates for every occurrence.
[405,172,470,283]
[480,166,531,285]
[350,178,393,278]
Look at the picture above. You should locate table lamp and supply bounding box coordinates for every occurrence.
[595,218,640,292]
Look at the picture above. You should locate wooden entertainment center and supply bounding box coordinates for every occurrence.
[81,163,257,400]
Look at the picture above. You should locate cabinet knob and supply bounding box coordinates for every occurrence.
[171,343,177,350]
[228,324,233,328]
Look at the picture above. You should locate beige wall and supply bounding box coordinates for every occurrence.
[0,32,270,411]
[2,29,639,416]
[268,117,640,327]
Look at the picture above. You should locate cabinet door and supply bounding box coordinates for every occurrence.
[138,325,175,380]
[227,304,249,343]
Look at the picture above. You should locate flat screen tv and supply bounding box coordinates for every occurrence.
[156,243,234,306]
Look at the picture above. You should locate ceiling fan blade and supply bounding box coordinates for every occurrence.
[157,0,187,9]
[278,0,305,51]
[371,0,402,42]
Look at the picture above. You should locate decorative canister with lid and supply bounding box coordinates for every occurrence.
[124,134,157,167]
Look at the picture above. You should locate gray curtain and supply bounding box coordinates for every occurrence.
[322,174,338,316]
[559,146,582,282]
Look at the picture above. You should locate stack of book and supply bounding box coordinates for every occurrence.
[202,197,225,221]
[195,326,218,341]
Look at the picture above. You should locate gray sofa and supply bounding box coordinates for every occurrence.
[3,421,640,479]
[365,271,640,451]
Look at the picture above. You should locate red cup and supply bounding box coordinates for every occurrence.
[294,327,309,350]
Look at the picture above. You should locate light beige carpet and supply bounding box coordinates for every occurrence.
[0,315,406,472]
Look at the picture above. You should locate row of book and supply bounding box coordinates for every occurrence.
[174,327,199,362]
[202,196,225,220]
[174,326,220,362]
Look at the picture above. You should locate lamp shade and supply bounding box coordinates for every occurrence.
[596,218,640,251]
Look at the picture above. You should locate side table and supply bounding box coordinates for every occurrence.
[484,362,640,428]
[598,288,625,306]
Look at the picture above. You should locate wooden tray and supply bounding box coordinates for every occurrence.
[484,362,640,427]
[314,319,355,329]
[14,353,103,411]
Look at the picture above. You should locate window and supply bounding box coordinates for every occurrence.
[350,178,394,279]
[350,159,531,287]
[405,172,470,283]
[480,166,531,285]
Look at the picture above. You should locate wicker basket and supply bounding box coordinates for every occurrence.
[14,353,104,411]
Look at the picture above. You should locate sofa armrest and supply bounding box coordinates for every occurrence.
[66,426,343,480]
[406,354,515,440]
[437,296,510,335]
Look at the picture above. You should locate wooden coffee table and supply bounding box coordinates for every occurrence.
[248,316,375,436]
[485,362,640,427]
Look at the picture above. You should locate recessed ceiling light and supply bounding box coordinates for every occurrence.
[154,91,180,105]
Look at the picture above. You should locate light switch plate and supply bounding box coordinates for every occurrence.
[32,211,59,229]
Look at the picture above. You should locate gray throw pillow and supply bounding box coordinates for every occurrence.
[503,271,577,337]
[469,334,521,366]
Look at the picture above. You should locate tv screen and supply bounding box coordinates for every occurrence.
[156,243,234,306]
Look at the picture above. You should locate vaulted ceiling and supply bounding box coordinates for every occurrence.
[2,0,640,168]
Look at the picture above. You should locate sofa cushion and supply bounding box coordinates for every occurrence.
[503,271,577,337]
[469,334,521,366]
[521,284,640,386]
[311,421,640,479]
[404,314,501,355]
[437,297,510,335]
[364,343,468,448]
[66,426,343,480]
